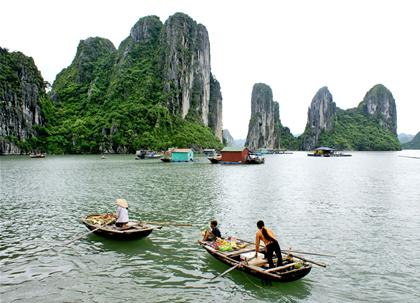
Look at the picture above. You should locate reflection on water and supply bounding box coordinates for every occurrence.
[1,152,420,302]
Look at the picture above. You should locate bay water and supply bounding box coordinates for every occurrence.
[1,151,419,302]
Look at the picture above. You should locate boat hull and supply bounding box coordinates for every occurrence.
[208,157,221,164]
[246,158,265,164]
[200,241,312,282]
[81,217,154,240]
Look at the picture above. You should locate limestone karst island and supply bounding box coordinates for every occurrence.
[1,12,415,155]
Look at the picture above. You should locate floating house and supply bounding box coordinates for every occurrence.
[171,148,194,162]
[307,146,335,157]
[220,147,250,164]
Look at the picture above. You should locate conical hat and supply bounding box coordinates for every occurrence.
[115,198,128,208]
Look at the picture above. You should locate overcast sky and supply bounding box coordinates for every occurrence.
[2,0,419,139]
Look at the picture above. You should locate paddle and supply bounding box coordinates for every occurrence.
[285,250,335,257]
[139,220,193,227]
[59,217,116,248]
[62,226,102,246]
[211,256,256,281]
[238,239,333,258]
[284,253,327,268]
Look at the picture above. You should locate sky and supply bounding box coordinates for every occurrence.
[2,0,419,139]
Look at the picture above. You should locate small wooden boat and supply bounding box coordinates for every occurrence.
[334,152,352,157]
[199,238,311,282]
[135,150,163,160]
[160,157,171,162]
[29,153,45,158]
[246,154,265,164]
[81,214,156,240]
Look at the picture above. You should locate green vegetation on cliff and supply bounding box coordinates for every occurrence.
[315,109,400,150]
[299,85,400,151]
[43,15,222,154]
[279,126,299,150]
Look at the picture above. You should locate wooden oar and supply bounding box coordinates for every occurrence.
[139,220,192,227]
[238,239,333,257]
[211,256,256,281]
[284,253,327,268]
[286,250,335,257]
[62,226,102,246]
[60,218,115,248]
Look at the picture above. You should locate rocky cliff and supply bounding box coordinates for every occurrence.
[46,13,222,153]
[301,87,336,150]
[161,13,221,135]
[245,83,296,150]
[358,84,397,135]
[0,48,46,154]
[208,74,223,140]
[300,84,400,151]
[246,83,278,150]
[223,129,234,146]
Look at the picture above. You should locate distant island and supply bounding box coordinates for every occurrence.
[245,83,400,151]
[402,132,420,149]
[0,12,411,154]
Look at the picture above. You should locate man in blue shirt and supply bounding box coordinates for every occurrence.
[202,220,222,241]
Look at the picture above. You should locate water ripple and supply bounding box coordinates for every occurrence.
[1,153,420,302]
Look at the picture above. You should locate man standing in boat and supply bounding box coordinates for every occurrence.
[255,220,283,268]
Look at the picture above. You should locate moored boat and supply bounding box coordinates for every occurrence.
[198,238,312,282]
[29,153,45,158]
[307,146,335,157]
[246,153,265,164]
[307,147,352,157]
[81,214,156,240]
[135,150,163,160]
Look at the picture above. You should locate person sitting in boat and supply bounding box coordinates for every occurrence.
[255,220,283,268]
[115,198,129,228]
[202,220,222,241]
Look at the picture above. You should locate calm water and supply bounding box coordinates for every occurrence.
[1,151,419,303]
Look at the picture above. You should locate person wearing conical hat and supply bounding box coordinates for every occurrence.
[115,198,129,228]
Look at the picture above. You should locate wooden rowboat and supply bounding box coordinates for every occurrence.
[29,153,45,158]
[199,238,312,282]
[81,214,156,240]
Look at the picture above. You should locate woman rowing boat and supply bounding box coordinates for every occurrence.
[115,198,129,228]
[255,220,283,268]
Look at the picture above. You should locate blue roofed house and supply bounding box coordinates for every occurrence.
[171,148,194,162]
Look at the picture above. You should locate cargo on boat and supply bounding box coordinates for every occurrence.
[199,238,312,282]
